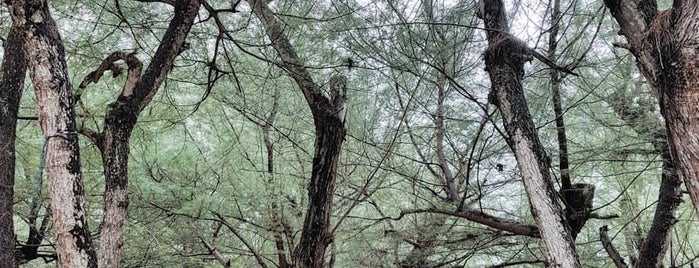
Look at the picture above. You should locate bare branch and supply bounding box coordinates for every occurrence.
[393,208,540,238]
[213,213,269,268]
[198,236,230,268]
[132,0,176,6]
[599,226,629,268]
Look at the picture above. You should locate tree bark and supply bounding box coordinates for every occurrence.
[7,0,98,266]
[603,0,699,222]
[77,1,201,267]
[478,1,580,267]
[0,24,28,268]
[248,1,349,267]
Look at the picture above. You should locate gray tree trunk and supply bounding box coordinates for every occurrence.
[478,1,580,267]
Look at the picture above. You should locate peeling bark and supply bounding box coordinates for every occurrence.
[248,1,349,267]
[7,0,97,266]
[0,24,27,268]
[478,1,580,267]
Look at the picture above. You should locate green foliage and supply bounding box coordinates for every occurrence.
[3,0,698,267]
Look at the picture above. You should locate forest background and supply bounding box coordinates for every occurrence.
[1,0,698,267]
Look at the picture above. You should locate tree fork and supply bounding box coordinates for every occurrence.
[478,0,581,266]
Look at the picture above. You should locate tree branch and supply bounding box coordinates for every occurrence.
[600,226,629,268]
[393,208,540,238]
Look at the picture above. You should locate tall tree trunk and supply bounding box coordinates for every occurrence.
[248,1,349,267]
[76,1,201,267]
[603,0,699,222]
[478,1,580,267]
[7,0,98,266]
[0,24,28,268]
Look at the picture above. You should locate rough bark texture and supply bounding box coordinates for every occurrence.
[76,1,201,267]
[478,1,580,267]
[7,0,98,266]
[0,24,27,268]
[248,1,349,267]
[603,0,699,223]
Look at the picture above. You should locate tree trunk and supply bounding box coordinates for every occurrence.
[248,1,349,266]
[76,1,201,267]
[478,1,580,267]
[7,0,98,266]
[547,0,572,191]
[0,24,28,268]
[295,102,346,268]
[603,0,699,222]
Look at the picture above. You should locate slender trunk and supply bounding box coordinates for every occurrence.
[8,0,98,266]
[478,1,580,267]
[0,25,28,268]
[546,0,595,240]
[262,91,290,268]
[248,1,349,267]
[435,75,459,203]
[547,0,571,190]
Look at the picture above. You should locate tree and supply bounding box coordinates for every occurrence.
[6,1,200,267]
[4,0,699,266]
[7,0,98,266]
[478,0,581,266]
[247,0,349,267]
[601,53,682,268]
[77,1,200,266]
[0,24,27,268]
[603,0,699,221]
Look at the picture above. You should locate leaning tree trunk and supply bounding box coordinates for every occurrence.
[248,1,349,267]
[603,0,699,222]
[0,24,28,268]
[478,1,580,267]
[7,0,98,266]
[76,1,201,267]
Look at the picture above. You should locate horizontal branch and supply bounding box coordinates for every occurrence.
[392,208,540,238]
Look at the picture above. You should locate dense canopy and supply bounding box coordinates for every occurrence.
[1,0,698,267]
